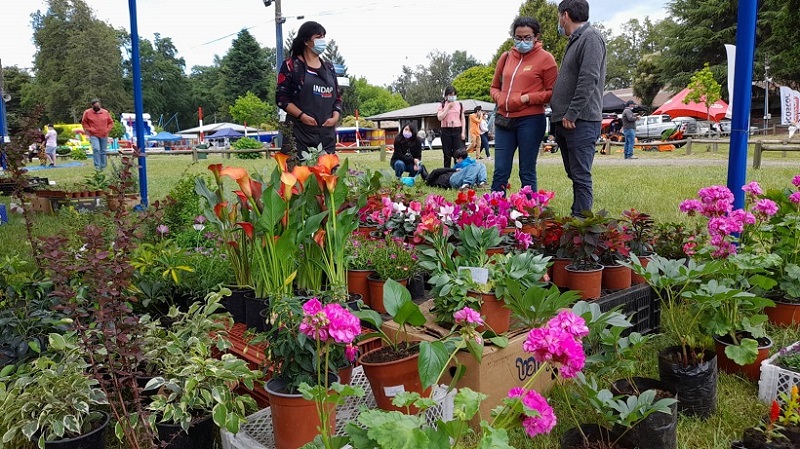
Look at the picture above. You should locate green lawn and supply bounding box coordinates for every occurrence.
[1,146,799,449]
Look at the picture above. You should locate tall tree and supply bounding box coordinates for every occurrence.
[349,77,408,117]
[30,0,128,123]
[604,18,665,89]
[684,63,722,121]
[517,0,566,63]
[659,0,737,90]
[452,66,494,102]
[189,59,229,124]
[229,91,274,127]
[219,29,272,105]
[632,53,664,110]
[451,51,480,78]
[323,39,347,74]
[760,0,800,87]
[1,66,33,131]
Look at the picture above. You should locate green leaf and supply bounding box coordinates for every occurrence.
[48,333,67,351]
[114,421,124,441]
[477,426,514,449]
[419,341,451,390]
[724,338,759,365]
[63,415,79,434]
[488,335,509,348]
[394,301,426,328]
[384,279,413,317]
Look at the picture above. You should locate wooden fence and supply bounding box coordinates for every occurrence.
[110,145,388,163]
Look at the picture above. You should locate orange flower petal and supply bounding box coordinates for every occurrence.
[208,163,223,179]
[292,165,311,187]
[317,153,339,173]
[219,166,248,181]
[320,173,338,193]
[273,152,290,172]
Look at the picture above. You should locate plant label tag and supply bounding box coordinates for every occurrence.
[383,385,405,397]
[459,266,489,284]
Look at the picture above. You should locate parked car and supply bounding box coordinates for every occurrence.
[635,115,678,139]
[672,117,710,137]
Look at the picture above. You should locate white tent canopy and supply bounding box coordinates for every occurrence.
[177,122,260,135]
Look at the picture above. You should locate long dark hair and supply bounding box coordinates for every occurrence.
[290,21,326,58]
[441,85,457,106]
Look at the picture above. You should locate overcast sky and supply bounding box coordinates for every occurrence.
[2,0,668,87]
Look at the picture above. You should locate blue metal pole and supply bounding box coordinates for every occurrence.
[727,0,758,211]
[0,64,8,171]
[275,0,283,78]
[128,0,149,207]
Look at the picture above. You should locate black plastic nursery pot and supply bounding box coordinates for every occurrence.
[740,427,797,449]
[224,286,250,324]
[43,411,109,449]
[243,291,269,332]
[658,346,717,418]
[155,413,216,449]
[561,424,629,449]
[611,377,678,449]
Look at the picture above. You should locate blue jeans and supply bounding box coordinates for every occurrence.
[623,128,636,158]
[480,133,490,157]
[450,163,487,188]
[393,160,420,178]
[491,114,546,192]
[552,120,602,217]
[90,136,108,170]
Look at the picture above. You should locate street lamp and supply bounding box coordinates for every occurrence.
[763,55,771,133]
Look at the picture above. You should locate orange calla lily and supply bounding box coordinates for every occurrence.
[319,173,338,193]
[248,178,263,204]
[292,165,311,189]
[219,166,248,181]
[280,172,297,200]
[208,163,223,180]
[313,228,326,247]
[316,153,339,174]
[273,152,291,172]
[236,222,255,240]
[234,191,250,209]
[214,202,228,220]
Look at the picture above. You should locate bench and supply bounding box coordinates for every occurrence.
[753,140,800,169]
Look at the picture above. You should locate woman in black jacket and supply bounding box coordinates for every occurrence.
[391,123,425,178]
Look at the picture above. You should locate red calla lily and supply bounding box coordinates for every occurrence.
[214,202,228,220]
[313,228,326,247]
[208,163,223,181]
[237,222,255,240]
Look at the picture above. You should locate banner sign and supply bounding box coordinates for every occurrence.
[780,86,800,125]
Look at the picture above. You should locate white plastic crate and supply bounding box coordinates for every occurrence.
[758,341,800,404]
[221,366,455,449]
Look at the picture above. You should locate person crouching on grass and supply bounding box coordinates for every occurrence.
[450,149,488,190]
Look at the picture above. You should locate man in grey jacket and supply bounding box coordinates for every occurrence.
[550,0,606,217]
[622,100,639,159]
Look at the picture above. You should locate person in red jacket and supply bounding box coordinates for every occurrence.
[490,17,558,193]
[81,98,115,170]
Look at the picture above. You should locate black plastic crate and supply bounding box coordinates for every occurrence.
[595,283,660,336]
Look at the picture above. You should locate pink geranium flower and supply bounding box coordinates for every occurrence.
[523,325,586,378]
[547,310,589,340]
[790,191,800,204]
[792,175,800,188]
[752,198,779,217]
[454,307,484,327]
[507,388,557,437]
[742,181,764,197]
[322,303,361,345]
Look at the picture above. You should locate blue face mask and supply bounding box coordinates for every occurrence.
[558,24,567,37]
[312,38,327,55]
[515,40,533,54]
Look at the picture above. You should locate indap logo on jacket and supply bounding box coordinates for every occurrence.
[314,85,334,98]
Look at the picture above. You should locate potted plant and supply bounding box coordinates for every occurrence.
[559,211,609,300]
[345,234,378,307]
[367,238,417,314]
[598,217,633,291]
[144,291,261,448]
[0,333,110,449]
[734,393,799,449]
[622,209,656,284]
[627,255,722,418]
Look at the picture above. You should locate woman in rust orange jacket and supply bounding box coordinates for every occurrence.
[490,16,558,193]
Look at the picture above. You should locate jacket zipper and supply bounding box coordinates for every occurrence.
[503,55,525,117]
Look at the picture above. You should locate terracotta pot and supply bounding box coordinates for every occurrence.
[566,265,604,300]
[765,299,800,327]
[501,226,517,235]
[358,345,431,413]
[486,246,506,256]
[713,335,772,381]
[338,364,353,385]
[348,269,375,307]
[367,276,408,314]
[551,258,572,288]
[602,264,632,291]
[265,377,337,449]
[467,290,510,334]
[631,255,653,284]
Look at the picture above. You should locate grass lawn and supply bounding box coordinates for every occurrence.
[1,144,799,449]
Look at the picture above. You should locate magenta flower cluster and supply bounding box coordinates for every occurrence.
[454,307,484,327]
[300,298,361,363]
[522,310,587,378]
[680,185,756,258]
[508,387,557,437]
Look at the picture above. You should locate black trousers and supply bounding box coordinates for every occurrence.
[440,127,463,168]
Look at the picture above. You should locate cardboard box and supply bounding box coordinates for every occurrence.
[51,197,103,213]
[382,300,556,420]
[28,197,53,214]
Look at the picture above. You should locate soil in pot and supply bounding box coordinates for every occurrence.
[43,411,110,449]
[611,377,677,449]
[367,276,408,314]
[561,424,630,449]
[359,342,431,414]
[155,413,216,449]
[741,427,794,449]
[224,286,250,324]
[713,334,772,381]
[658,346,717,418]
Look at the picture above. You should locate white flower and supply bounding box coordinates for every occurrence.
[193,224,206,232]
[509,209,523,220]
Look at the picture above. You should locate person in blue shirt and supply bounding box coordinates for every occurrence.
[449,149,488,189]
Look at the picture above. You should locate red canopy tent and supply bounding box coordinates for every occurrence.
[653,88,728,122]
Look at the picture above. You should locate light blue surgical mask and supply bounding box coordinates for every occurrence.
[558,24,567,37]
[447,95,457,102]
[312,38,327,55]
[402,131,412,139]
[515,40,534,53]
